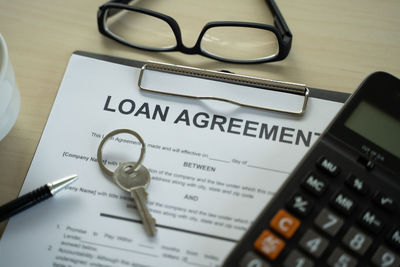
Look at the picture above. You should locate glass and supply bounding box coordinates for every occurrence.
[200,26,279,61]
[105,8,177,49]
[97,0,292,64]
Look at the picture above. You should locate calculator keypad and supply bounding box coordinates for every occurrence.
[226,141,400,267]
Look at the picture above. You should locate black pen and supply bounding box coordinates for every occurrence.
[0,174,78,222]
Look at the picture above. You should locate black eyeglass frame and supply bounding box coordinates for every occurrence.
[97,0,292,64]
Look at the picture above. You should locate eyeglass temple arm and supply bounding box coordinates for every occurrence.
[266,0,292,39]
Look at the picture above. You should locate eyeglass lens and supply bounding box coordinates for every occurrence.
[201,27,279,61]
[104,8,280,61]
[105,8,177,49]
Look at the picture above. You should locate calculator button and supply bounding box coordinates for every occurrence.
[330,191,356,215]
[342,226,372,255]
[316,157,340,176]
[371,245,400,267]
[387,226,400,250]
[239,251,271,267]
[302,173,328,197]
[286,193,313,217]
[283,249,314,267]
[270,209,301,239]
[314,208,344,236]
[345,174,369,195]
[254,230,285,260]
[358,209,384,234]
[327,247,358,267]
[373,192,397,212]
[299,229,329,258]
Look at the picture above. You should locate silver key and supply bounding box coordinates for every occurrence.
[113,161,157,236]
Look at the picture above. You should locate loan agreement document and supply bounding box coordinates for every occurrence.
[0,52,344,266]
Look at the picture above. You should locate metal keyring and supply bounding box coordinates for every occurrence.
[97,129,146,176]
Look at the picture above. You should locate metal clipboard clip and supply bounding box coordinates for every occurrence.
[138,61,310,115]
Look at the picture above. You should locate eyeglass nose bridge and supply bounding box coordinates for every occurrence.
[171,22,245,58]
[170,25,208,56]
[176,42,202,55]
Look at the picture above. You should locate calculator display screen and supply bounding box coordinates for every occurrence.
[345,101,400,158]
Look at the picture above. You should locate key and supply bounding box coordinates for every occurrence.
[113,161,157,236]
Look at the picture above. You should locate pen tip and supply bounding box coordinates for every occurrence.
[48,174,78,195]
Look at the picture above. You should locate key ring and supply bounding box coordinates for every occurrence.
[97,129,146,176]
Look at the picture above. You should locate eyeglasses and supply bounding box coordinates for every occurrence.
[97,0,292,64]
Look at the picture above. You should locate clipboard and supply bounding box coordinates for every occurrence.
[74,51,349,112]
[0,50,351,266]
[138,62,310,115]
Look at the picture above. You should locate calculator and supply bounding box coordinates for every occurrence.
[222,72,400,267]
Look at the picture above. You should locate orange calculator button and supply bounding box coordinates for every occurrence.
[254,230,285,260]
[270,209,301,239]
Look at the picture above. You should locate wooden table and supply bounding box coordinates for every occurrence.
[0,0,399,236]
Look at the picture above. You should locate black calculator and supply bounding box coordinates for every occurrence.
[223,72,400,267]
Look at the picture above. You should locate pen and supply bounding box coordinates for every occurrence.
[0,174,78,222]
